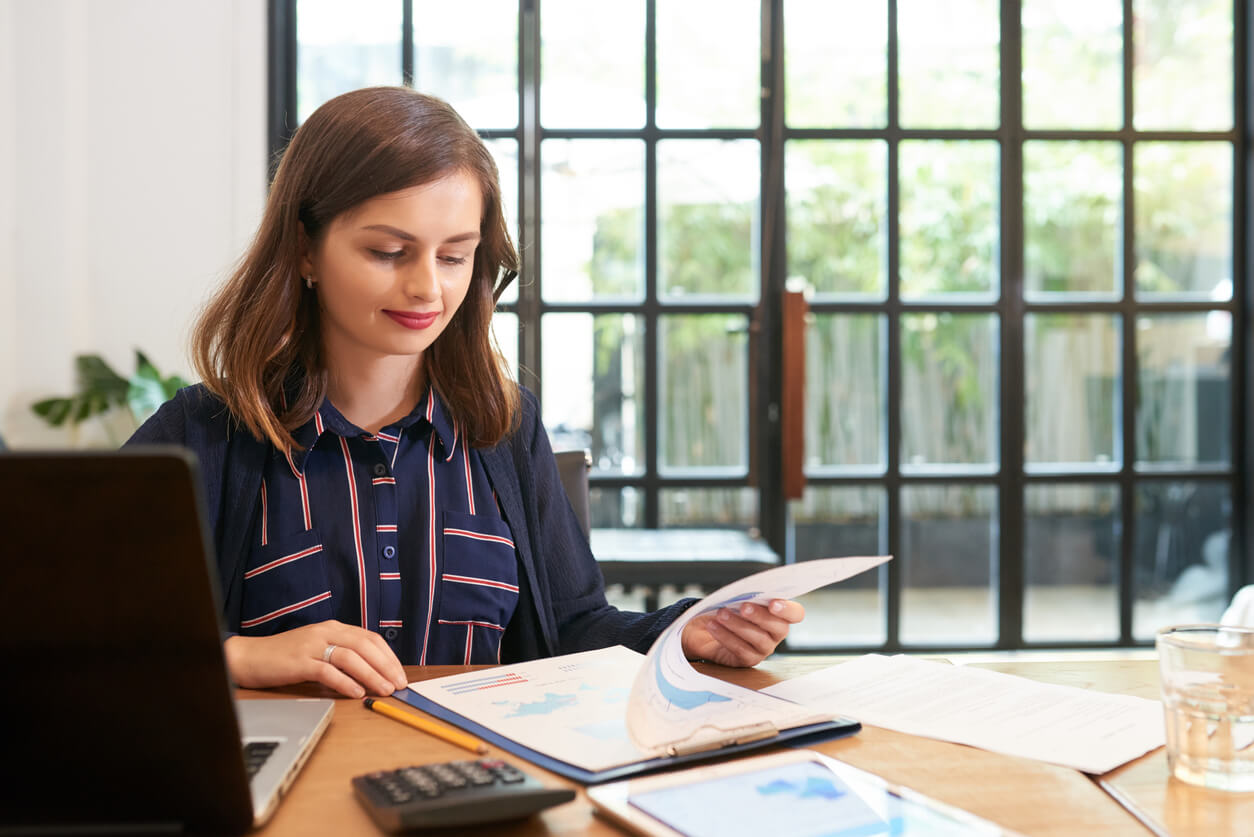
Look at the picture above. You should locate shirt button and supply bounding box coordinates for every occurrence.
[384,628,399,641]
[382,545,396,559]
[373,463,388,477]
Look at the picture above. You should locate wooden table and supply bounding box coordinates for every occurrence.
[246,657,1251,836]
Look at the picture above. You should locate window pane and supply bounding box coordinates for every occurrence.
[789,486,886,648]
[659,314,748,473]
[901,485,998,645]
[541,0,644,128]
[1137,313,1231,468]
[898,0,999,128]
[657,0,759,128]
[1133,481,1231,639]
[1021,0,1122,129]
[785,0,887,128]
[660,488,757,528]
[413,0,517,128]
[491,311,517,381]
[1133,0,1233,131]
[1024,141,1123,298]
[1024,483,1120,642]
[542,313,645,476]
[901,313,999,472]
[296,0,401,123]
[899,140,1000,300]
[786,141,888,299]
[542,140,645,302]
[658,140,759,300]
[807,315,884,471]
[1025,314,1122,468]
[485,138,519,305]
[1134,142,1233,300]
[591,487,643,529]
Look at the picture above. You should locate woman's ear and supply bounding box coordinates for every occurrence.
[297,223,315,278]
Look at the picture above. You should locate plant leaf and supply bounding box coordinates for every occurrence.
[127,373,169,425]
[75,354,129,406]
[31,397,74,426]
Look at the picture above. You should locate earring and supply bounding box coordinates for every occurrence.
[304,275,314,289]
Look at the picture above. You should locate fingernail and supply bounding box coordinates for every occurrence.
[770,601,784,614]
[353,686,365,699]
[741,604,754,616]
[719,608,732,621]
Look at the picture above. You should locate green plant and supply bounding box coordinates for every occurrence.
[32,351,189,438]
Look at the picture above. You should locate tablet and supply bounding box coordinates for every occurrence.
[586,749,1020,837]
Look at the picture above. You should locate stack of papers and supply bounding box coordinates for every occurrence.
[762,654,1165,774]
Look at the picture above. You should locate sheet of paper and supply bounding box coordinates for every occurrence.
[762,654,1165,774]
[625,555,892,753]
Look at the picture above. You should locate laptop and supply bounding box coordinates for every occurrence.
[0,447,334,834]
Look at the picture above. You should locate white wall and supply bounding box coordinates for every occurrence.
[0,0,267,446]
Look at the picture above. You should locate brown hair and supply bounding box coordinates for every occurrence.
[192,87,519,450]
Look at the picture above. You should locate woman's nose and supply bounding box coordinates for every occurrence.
[403,256,440,301]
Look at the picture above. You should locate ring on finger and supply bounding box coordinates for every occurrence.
[322,643,337,663]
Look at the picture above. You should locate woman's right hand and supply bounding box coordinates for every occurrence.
[223,620,408,698]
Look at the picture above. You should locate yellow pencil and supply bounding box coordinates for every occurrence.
[363,697,489,755]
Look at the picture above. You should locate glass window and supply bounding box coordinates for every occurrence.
[541,0,644,129]
[1133,0,1233,131]
[805,315,885,472]
[1021,0,1122,129]
[656,0,759,129]
[296,0,401,123]
[658,314,749,473]
[412,0,517,128]
[897,0,1000,128]
[785,0,887,128]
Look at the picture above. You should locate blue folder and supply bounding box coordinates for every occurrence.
[394,689,861,785]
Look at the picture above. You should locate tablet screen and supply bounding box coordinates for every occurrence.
[627,759,990,837]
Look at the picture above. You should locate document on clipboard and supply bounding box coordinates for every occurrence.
[397,555,890,784]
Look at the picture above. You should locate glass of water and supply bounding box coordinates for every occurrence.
[1156,624,1254,792]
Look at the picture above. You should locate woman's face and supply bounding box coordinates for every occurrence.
[302,170,483,370]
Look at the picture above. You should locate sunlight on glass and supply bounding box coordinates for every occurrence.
[1133,481,1230,639]
[785,0,887,128]
[541,140,645,302]
[490,311,518,380]
[1025,314,1121,468]
[1022,0,1122,129]
[1024,141,1122,298]
[899,141,999,299]
[1134,142,1232,299]
[1136,313,1231,468]
[542,0,644,128]
[591,487,642,529]
[789,486,886,648]
[542,313,644,476]
[806,315,884,471]
[660,488,758,527]
[412,0,517,128]
[901,485,998,645]
[898,0,999,128]
[1134,0,1233,131]
[659,314,748,473]
[1024,483,1119,642]
[786,141,887,298]
[297,0,401,123]
[658,140,759,300]
[657,0,759,128]
[901,314,999,472]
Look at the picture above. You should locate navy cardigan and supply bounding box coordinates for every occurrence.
[128,385,693,662]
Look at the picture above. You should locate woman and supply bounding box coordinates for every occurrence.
[129,87,803,698]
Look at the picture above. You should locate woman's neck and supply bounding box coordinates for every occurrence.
[324,351,426,435]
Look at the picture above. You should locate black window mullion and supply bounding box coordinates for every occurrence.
[517,0,541,394]
[401,0,413,86]
[1118,0,1137,644]
[266,0,299,177]
[1238,0,1252,593]
[643,0,660,528]
[884,0,902,649]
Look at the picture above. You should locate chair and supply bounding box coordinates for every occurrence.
[553,449,591,541]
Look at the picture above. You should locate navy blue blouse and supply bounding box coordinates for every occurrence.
[238,391,516,665]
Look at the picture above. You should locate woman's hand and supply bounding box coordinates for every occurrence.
[224,620,409,698]
[679,599,805,668]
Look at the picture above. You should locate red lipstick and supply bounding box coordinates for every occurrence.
[385,310,440,330]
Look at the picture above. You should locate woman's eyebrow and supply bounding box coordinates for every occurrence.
[360,224,480,244]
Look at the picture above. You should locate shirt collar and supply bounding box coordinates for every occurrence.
[283,388,459,473]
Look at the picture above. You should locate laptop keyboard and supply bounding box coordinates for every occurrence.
[244,740,280,779]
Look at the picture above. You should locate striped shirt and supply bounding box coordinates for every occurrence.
[237,390,517,665]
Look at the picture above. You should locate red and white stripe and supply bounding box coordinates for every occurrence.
[240,591,331,629]
[379,619,403,628]
[282,447,312,530]
[444,421,459,462]
[259,478,268,546]
[377,431,400,443]
[338,436,368,629]
[380,572,401,581]
[372,476,396,486]
[420,397,437,664]
[438,618,505,631]
[445,529,515,549]
[461,442,475,513]
[376,523,397,533]
[443,574,520,594]
[244,544,324,579]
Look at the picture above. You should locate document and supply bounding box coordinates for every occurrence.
[399,555,890,782]
[761,654,1165,775]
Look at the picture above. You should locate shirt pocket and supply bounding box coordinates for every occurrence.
[239,528,333,635]
[438,510,519,631]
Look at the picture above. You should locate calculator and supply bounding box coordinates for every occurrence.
[351,758,577,831]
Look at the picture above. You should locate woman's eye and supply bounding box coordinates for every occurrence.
[440,255,468,266]
[369,249,404,261]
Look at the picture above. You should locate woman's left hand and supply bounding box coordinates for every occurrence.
[679,599,805,668]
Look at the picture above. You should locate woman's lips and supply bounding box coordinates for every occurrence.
[384,310,440,330]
